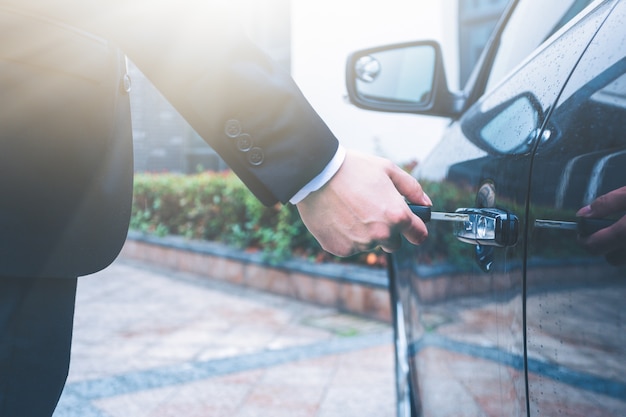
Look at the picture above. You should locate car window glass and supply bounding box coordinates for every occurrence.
[478,94,539,153]
[354,45,436,105]
[534,0,626,208]
[460,0,612,155]
[542,0,599,40]
[485,0,597,92]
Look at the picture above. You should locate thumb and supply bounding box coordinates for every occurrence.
[579,187,626,218]
[387,164,432,206]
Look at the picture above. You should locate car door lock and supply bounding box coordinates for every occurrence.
[408,204,519,247]
[453,208,519,247]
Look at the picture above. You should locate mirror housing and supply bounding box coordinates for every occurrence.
[345,41,464,118]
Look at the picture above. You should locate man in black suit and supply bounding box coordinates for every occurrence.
[0,2,431,415]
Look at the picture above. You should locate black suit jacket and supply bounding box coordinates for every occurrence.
[0,3,338,277]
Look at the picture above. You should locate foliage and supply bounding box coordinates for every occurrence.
[130,171,383,266]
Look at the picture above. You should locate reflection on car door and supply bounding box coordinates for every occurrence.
[526,1,626,415]
[393,2,616,416]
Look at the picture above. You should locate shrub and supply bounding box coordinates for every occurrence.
[130,171,382,266]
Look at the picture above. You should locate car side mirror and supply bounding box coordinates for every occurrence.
[345,41,463,117]
[461,92,545,155]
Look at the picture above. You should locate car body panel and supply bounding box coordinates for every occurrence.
[392,2,615,416]
[526,0,626,414]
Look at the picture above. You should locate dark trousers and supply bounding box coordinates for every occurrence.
[0,276,77,417]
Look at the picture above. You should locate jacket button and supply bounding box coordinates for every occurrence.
[247,147,264,166]
[225,119,242,138]
[121,73,132,94]
[236,133,253,151]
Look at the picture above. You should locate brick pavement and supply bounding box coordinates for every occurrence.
[53,259,395,417]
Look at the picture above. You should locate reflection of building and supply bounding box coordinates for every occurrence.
[130,0,291,174]
[458,0,509,87]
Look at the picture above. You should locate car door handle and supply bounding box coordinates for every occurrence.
[453,208,519,247]
[534,217,616,237]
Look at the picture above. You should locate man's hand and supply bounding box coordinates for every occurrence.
[577,186,626,265]
[296,150,431,257]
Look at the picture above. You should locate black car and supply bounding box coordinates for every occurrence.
[345,0,625,416]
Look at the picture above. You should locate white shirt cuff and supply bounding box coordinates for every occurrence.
[289,145,346,204]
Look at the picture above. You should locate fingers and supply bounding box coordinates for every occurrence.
[577,186,626,263]
[579,216,626,256]
[379,233,403,253]
[296,151,431,257]
[385,162,430,248]
[387,162,432,207]
[578,186,626,218]
[398,206,429,247]
[310,196,427,256]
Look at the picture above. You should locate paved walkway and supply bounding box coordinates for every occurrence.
[53,259,395,417]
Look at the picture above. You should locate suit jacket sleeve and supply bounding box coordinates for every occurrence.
[140,34,340,206]
[12,1,340,206]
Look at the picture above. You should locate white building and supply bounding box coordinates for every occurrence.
[131,1,507,172]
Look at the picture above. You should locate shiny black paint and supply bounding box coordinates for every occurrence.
[366,1,626,416]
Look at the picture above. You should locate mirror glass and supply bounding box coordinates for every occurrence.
[479,95,540,153]
[354,45,436,105]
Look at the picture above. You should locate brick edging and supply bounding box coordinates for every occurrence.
[119,231,391,322]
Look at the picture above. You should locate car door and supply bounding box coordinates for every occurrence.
[389,2,616,416]
[526,1,626,415]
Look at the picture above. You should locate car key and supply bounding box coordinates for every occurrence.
[407,204,469,223]
[409,205,520,246]
[534,217,617,237]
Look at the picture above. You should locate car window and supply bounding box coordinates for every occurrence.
[460,0,612,157]
[485,0,598,92]
[415,0,611,182]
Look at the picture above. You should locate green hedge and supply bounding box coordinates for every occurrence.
[130,171,384,266]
